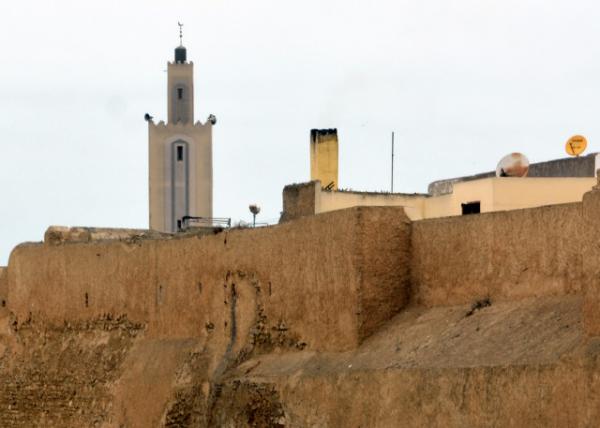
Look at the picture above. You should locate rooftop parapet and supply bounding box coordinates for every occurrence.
[429,153,600,196]
[148,119,212,129]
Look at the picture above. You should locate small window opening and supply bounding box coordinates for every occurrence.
[177,88,183,100]
[177,146,184,161]
[461,201,481,215]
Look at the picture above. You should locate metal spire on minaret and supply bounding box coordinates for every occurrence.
[174,22,187,63]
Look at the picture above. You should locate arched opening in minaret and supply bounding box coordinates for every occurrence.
[171,141,189,231]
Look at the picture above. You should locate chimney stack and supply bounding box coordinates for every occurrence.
[310,129,339,190]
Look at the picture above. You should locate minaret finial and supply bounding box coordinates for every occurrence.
[178,21,184,46]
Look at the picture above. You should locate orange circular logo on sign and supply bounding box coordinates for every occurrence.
[565,135,588,156]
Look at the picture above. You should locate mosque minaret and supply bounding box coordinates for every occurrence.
[147,24,215,233]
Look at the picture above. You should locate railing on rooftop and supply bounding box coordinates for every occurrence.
[180,216,231,231]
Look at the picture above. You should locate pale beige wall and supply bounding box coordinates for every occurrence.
[310,132,338,189]
[148,121,213,232]
[423,177,596,218]
[491,177,596,210]
[422,178,496,218]
[317,190,426,220]
[311,177,596,221]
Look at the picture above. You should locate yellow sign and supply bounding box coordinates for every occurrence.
[565,135,587,156]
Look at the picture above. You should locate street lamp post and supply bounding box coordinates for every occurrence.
[249,204,261,227]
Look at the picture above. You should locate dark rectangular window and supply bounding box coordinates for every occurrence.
[177,146,184,161]
[461,201,481,215]
[177,88,183,99]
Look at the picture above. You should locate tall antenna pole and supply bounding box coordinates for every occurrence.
[391,131,395,193]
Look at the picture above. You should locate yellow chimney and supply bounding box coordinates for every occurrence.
[310,129,339,190]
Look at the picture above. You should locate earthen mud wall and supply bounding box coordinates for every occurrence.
[5,190,600,427]
[279,181,318,223]
[7,206,410,353]
[230,358,600,427]
[0,316,144,427]
[411,203,584,307]
[582,189,600,336]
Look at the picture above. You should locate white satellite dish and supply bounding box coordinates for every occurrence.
[496,153,529,177]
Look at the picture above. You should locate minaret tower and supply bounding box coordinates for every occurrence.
[147,23,214,232]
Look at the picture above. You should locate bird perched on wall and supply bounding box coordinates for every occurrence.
[144,113,154,122]
[207,114,217,125]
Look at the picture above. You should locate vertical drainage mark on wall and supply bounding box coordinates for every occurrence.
[207,279,239,422]
[225,283,238,356]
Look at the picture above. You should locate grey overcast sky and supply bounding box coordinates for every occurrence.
[1,0,599,264]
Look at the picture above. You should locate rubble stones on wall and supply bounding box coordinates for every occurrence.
[44,226,167,245]
[0,315,143,427]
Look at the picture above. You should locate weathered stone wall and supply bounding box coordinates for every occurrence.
[213,295,592,427]
[410,187,600,337]
[224,359,600,427]
[279,181,319,223]
[0,315,144,427]
[8,206,411,352]
[582,188,600,336]
[2,206,412,426]
[5,190,600,426]
[411,202,583,307]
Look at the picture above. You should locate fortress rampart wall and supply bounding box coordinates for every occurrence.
[410,188,600,337]
[411,202,583,307]
[7,206,410,352]
[6,190,600,350]
[5,192,600,426]
[582,189,600,336]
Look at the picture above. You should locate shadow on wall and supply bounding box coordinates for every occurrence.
[0,267,6,310]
